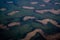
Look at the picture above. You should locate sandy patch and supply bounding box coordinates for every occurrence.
[23,16,35,21]
[8,11,20,16]
[35,10,50,14]
[43,0,50,3]
[49,19,60,28]
[30,2,38,4]
[21,29,44,40]
[36,19,50,24]
[8,22,20,27]
[36,19,60,28]
[35,9,60,14]
[50,9,60,14]
[0,24,7,29]
[21,28,60,40]
[46,33,60,40]
[0,8,6,11]
[22,6,35,9]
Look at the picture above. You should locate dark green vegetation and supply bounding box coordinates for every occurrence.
[0,0,60,40]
